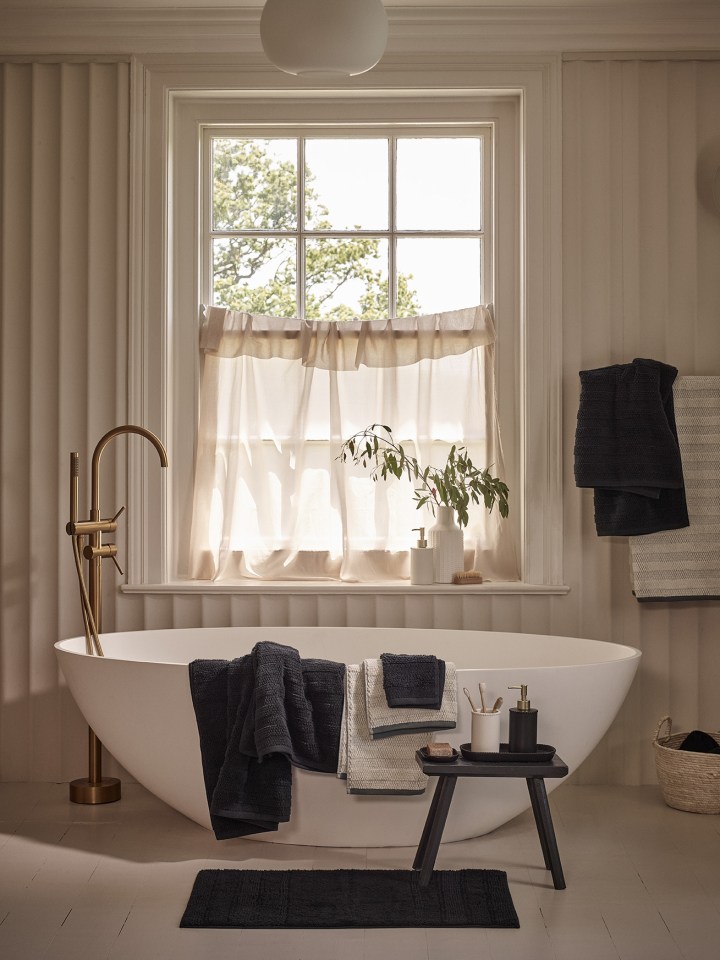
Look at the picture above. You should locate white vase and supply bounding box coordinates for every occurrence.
[428,506,464,583]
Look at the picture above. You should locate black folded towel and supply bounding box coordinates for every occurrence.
[574,358,689,536]
[679,730,720,754]
[380,653,445,709]
[189,642,345,840]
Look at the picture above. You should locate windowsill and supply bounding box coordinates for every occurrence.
[121,580,570,596]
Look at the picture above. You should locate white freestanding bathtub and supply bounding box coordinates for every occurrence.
[55,627,640,847]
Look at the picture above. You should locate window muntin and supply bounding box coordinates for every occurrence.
[204,130,491,320]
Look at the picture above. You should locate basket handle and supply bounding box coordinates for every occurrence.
[655,716,672,743]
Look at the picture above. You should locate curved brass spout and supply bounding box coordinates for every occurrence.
[88,424,168,631]
[91,424,168,518]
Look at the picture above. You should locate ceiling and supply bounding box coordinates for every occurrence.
[0,0,698,7]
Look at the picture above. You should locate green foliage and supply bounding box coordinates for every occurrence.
[338,424,509,529]
[211,138,422,320]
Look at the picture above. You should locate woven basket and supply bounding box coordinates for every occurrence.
[653,716,720,814]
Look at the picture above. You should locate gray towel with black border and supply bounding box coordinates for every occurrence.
[367,659,456,739]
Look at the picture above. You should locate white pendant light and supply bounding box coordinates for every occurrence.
[260,0,388,77]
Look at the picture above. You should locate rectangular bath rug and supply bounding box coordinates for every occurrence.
[180,868,519,929]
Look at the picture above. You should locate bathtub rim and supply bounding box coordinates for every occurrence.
[55,626,642,669]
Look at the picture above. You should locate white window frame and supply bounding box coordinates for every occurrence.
[126,54,564,595]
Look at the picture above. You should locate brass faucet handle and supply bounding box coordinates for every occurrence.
[82,541,124,576]
[83,543,119,562]
[112,505,125,523]
[68,517,119,537]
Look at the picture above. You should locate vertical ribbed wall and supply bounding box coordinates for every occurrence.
[563,58,720,784]
[0,62,128,781]
[2,57,720,785]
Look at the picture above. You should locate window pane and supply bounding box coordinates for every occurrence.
[396,238,481,313]
[212,138,297,231]
[305,238,388,320]
[305,139,388,231]
[396,138,482,230]
[212,237,297,316]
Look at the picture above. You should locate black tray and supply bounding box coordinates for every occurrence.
[418,747,460,764]
[460,742,556,763]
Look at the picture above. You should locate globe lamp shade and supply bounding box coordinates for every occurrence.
[260,0,389,77]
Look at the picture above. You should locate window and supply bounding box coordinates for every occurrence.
[188,126,518,582]
[130,67,563,591]
[204,133,490,318]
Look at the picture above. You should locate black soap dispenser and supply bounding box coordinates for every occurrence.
[507,684,538,753]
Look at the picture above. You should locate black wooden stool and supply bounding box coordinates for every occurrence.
[412,751,568,889]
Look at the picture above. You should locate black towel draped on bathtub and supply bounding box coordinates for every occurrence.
[188,641,346,840]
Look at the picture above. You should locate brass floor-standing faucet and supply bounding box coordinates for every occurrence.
[66,425,168,804]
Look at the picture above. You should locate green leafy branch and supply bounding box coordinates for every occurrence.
[338,424,509,528]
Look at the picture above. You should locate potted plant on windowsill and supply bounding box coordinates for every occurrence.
[338,423,509,583]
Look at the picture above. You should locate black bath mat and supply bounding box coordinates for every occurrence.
[180,868,519,929]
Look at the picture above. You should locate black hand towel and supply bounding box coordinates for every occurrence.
[574,358,689,536]
[380,653,445,709]
[189,642,345,840]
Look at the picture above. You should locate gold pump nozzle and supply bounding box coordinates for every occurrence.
[411,526,427,548]
[508,684,531,710]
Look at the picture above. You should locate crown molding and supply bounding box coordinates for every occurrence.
[0,4,719,56]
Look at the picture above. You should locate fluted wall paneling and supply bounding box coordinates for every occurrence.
[3,57,720,787]
[563,58,720,785]
[0,62,128,781]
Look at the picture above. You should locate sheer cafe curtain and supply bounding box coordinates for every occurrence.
[188,304,519,583]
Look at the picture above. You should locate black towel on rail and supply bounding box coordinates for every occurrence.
[574,358,689,536]
[189,642,345,840]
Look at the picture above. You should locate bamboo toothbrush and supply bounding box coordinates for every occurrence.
[491,696,503,713]
[478,681,488,713]
[463,687,478,711]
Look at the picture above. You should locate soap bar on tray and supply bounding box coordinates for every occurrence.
[425,742,454,758]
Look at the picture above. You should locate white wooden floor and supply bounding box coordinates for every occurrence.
[1,781,719,959]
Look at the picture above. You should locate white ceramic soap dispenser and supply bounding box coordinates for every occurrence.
[410,527,434,585]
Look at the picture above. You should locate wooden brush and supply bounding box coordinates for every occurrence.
[452,570,483,584]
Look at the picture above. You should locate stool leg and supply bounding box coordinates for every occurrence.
[526,778,565,890]
[413,776,445,870]
[526,778,552,870]
[418,776,457,887]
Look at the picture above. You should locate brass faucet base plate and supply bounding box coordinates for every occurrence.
[69,777,121,804]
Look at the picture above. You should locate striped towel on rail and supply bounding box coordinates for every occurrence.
[630,377,720,600]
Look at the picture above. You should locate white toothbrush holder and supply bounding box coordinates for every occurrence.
[470,709,501,753]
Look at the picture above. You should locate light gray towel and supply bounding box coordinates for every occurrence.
[630,377,720,600]
[364,658,457,739]
[337,664,428,795]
